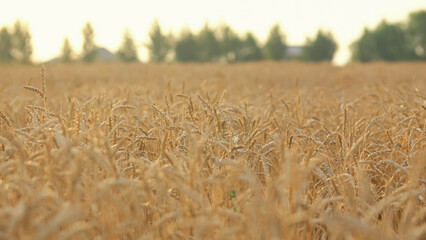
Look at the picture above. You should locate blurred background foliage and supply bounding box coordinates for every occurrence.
[0,10,425,64]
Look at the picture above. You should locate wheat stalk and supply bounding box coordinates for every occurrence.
[0,110,12,128]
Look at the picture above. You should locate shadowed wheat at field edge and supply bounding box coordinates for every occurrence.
[0,62,425,239]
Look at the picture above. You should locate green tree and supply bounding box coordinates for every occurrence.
[301,30,338,62]
[11,20,32,64]
[81,22,97,62]
[196,23,220,62]
[117,29,139,62]
[407,10,426,59]
[264,24,286,61]
[0,27,13,62]
[147,20,171,62]
[175,29,198,62]
[60,37,73,62]
[351,21,410,62]
[240,32,263,61]
[217,24,242,62]
[350,28,378,62]
[374,21,410,61]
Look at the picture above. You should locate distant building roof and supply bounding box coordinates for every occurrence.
[45,47,117,63]
[97,47,117,61]
[285,46,303,58]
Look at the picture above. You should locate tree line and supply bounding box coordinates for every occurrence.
[0,20,336,64]
[351,10,426,61]
[0,10,425,64]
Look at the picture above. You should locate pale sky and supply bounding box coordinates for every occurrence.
[0,0,425,65]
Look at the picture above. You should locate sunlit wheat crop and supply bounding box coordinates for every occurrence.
[0,62,425,239]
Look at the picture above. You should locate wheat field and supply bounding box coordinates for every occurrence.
[0,62,425,240]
